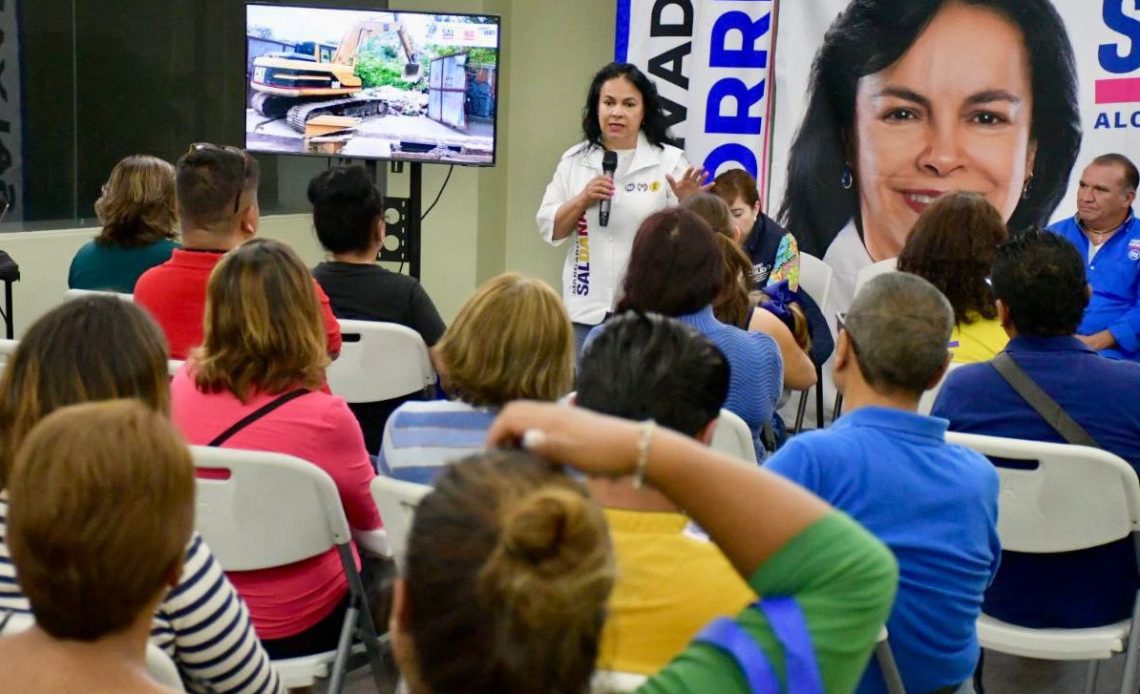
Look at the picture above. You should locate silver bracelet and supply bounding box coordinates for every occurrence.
[632,420,657,489]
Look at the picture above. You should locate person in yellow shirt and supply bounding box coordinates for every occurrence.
[576,311,756,675]
[897,192,1010,363]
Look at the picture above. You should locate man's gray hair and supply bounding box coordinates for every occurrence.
[845,273,954,397]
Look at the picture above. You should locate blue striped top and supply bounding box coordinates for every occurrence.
[378,400,498,484]
[0,493,281,693]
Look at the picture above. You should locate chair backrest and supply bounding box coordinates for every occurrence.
[916,362,961,416]
[710,408,759,465]
[945,432,1140,553]
[370,475,430,563]
[0,611,185,691]
[167,359,185,378]
[190,445,351,571]
[326,319,435,403]
[591,670,649,693]
[63,288,134,303]
[853,257,898,297]
[797,253,833,310]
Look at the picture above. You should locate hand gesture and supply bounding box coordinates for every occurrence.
[666,166,712,201]
[578,174,615,204]
[486,401,642,479]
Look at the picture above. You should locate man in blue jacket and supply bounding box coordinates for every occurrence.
[1047,153,1140,360]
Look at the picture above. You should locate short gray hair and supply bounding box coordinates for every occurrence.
[845,273,953,397]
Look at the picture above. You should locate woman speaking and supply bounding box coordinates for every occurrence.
[537,62,708,350]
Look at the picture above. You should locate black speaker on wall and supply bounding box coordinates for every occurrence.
[378,196,410,265]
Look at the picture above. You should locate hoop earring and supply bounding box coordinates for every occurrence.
[840,166,854,190]
[1021,175,1033,200]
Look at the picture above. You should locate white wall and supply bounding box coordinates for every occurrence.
[0,0,616,336]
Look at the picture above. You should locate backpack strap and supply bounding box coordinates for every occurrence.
[693,597,823,694]
[991,352,1100,448]
[207,389,311,447]
[694,617,781,693]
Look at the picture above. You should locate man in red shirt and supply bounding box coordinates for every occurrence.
[135,144,341,359]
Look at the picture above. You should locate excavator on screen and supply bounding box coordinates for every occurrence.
[250,17,421,132]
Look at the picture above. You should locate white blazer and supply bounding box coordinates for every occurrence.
[537,131,689,325]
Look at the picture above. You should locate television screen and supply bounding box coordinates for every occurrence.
[245,3,500,166]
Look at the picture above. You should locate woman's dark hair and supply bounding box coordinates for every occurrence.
[896,192,1006,325]
[617,208,724,317]
[404,450,614,693]
[778,0,1081,257]
[991,229,1088,338]
[581,62,675,151]
[307,165,385,255]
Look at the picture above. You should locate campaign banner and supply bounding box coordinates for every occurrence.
[615,0,778,198]
[767,0,1140,273]
[0,0,21,220]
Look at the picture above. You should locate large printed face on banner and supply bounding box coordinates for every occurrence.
[852,3,1036,261]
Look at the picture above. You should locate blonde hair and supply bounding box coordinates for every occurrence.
[405,450,615,693]
[8,400,194,641]
[437,273,574,406]
[0,297,170,488]
[682,191,737,240]
[681,193,757,328]
[94,155,178,247]
[193,238,327,402]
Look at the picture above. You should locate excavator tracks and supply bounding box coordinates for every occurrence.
[285,96,391,132]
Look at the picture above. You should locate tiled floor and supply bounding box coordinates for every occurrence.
[331,650,1134,693]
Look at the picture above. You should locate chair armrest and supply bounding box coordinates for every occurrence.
[352,528,392,559]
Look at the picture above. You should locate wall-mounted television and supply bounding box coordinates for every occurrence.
[245,3,500,166]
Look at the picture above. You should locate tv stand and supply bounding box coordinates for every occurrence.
[360,159,422,280]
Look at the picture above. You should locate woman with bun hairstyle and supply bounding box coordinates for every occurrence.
[537,62,710,353]
[598,207,782,459]
[308,165,445,346]
[0,296,281,693]
[379,272,574,484]
[170,238,383,659]
[896,191,1009,363]
[68,155,180,293]
[388,402,898,693]
[682,193,816,390]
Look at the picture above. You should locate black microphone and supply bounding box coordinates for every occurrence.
[599,150,618,227]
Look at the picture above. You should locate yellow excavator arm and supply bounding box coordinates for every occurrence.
[331,17,422,80]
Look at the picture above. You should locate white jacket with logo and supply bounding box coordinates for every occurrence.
[537,131,689,325]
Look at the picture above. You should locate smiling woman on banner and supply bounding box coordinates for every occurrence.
[779,0,1081,318]
[537,62,710,352]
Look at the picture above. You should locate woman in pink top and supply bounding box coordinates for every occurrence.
[171,238,382,658]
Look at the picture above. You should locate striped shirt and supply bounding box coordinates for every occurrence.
[0,493,281,694]
[378,400,497,484]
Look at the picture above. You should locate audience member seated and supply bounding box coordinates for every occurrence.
[309,165,445,342]
[683,192,816,390]
[388,403,897,693]
[934,230,1140,629]
[134,143,341,359]
[576,311,754,674]
[68,155,180,293]
[709,167,800,288]
[379,272,573,483]
[169,239,382,659]
[592,208,783,460]
[0,401,194,694]
[308,165,447,454]
[897,192,1009,363]
[0,296,279,693]
[767,273,1000,694]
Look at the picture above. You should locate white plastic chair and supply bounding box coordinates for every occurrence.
[167,359,184,378]
[710,408,759,466]
[190,446,389,694]
[853,257,898,298]
[327,320,435,403]
[0,611,185,691]
[944,432,1140,694]
[370,476,430,566]
[63,288,134,302]
[0,338,16,371]
[793,253,833,432]
[874,626,908,694]
[916,362,961,417]
[591,670,648,692]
